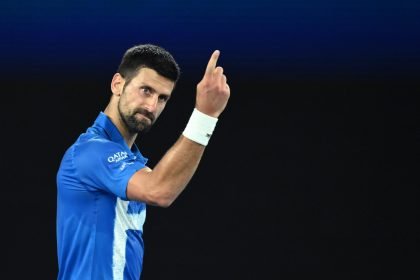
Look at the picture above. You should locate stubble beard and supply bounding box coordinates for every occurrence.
[118,101,154,135]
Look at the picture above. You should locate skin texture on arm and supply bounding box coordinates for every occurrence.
[127,136,204,207]
[127,50,230,207]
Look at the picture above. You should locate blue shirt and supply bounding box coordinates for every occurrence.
[57,112,148,280]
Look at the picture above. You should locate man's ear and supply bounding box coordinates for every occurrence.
[111,73,125,96]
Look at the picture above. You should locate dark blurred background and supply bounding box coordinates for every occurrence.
[1,1,418,279]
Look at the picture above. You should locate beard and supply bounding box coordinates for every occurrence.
[118,102,155,134]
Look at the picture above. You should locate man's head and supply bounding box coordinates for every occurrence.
[110,44,180,135]
[117,44,180,86]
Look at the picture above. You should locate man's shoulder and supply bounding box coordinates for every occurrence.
[73,133,124,158]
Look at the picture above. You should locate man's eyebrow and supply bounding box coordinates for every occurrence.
[141,83,172,96]
[139,84,156,93]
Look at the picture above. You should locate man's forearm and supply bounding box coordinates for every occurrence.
[127,135,205,206]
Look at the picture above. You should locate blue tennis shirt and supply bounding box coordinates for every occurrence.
[57,112,148,280]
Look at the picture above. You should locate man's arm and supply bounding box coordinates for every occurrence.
[126,50,230,207]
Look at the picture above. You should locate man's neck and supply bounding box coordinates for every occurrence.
[103,106,137,149]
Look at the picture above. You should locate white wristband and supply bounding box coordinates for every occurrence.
[182,108,218,146]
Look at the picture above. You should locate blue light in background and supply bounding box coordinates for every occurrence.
[1,0,419,78]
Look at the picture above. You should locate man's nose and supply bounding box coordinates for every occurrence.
[143,95,158,113]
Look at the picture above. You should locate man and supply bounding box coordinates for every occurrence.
[56,44,230,279]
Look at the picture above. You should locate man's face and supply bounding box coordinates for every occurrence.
[118,68,175,134]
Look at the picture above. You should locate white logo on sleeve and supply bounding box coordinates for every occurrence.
[119,161,134,171]
[107,151,128,163]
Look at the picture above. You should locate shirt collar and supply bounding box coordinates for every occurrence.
[91,112,144,158]
[93,112,124,143]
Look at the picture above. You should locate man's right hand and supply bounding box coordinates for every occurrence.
[195,50,231,118]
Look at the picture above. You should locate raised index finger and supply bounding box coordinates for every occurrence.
[205,50,220,75]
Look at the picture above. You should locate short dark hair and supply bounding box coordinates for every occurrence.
[117,44,180,84]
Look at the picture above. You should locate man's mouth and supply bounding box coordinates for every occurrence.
[135,110,154,123]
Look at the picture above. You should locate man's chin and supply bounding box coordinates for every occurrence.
[135,121,152,133]
[138,126,151,133]
[124,115,151,133]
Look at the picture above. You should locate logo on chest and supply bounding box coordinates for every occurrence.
[108,151,128,163]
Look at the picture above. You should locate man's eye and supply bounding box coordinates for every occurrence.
[140,87,151,94]
[158,96,169,102]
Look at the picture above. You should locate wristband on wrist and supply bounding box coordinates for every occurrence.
[182,108,218,146]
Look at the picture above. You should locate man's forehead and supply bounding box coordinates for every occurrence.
[135,68,168,80]
[133,68,175,92]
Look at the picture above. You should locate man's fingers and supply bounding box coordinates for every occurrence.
[205,50,220,75]
[214,66,223,76]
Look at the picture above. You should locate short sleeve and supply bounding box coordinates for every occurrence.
[73,139,145,200]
